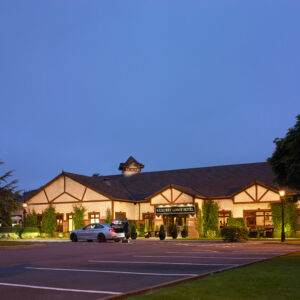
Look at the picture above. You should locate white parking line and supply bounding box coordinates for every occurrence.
[89,260,238,266]
[25,267,197,277]
[134,255,265,260]
[0,282,121,295]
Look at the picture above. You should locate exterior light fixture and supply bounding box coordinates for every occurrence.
[279,190,286,242]
[22,203,28,209]
[279,190,286,197]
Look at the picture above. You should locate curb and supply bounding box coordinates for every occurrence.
[102,251,299,300]
[0,243,47,250]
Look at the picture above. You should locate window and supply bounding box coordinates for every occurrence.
[89,213,100,223]
[67,214,74,232]
[115,212,126,221]
[244,211,273,229]
[56,215,63,232]
[144,213,154,231]
[218,211,231,229]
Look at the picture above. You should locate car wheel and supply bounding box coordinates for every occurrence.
[71,234,78,242]
[97,233,106,243]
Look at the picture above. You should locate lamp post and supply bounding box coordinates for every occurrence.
[279,190,286,242]
[22,202,27,224]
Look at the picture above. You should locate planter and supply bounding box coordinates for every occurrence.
[159,232,166,240]
[171,232,178,239]
[144,232,151,238]
[181,230,188,238]
[131,232,137,240]
[155,231,159,237]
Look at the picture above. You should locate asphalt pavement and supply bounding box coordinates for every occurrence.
[0,239,299,300]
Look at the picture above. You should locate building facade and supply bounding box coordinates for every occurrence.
[23,157,300,237]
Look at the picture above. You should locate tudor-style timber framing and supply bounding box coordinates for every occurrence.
[20,160,300,237]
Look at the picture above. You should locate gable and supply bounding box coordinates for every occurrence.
[150,187,193,205]
[27,190,49,204]
[234,183,280,203]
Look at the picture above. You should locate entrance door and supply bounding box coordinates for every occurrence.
[163,215,187,236]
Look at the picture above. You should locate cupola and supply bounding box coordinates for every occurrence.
[118,156,144,177]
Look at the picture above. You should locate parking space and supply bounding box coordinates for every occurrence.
[0,240,299,299]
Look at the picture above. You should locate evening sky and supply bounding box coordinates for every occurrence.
[0,1,299,191]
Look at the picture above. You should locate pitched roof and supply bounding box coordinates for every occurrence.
[24,162,299,203]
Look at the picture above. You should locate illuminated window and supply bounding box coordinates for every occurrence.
[56,215,63,232]
[218,211,230,229]
[68,214,74,232]
[90,213,100,223]
[244,211,273,228]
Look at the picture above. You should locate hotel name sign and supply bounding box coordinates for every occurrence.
[155,205,196,216]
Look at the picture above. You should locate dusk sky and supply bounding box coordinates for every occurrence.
[1,1,299,192]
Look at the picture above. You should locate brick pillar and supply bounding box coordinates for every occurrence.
[188,217,199,238]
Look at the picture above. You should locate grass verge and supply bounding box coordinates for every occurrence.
[128,252,300,300]
[0,241,33,246]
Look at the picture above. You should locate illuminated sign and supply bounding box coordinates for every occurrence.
[155,205,195,215]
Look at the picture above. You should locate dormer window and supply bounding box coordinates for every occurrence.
[118,156,144,177]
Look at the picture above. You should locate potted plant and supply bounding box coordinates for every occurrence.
[171,224,178,239]
[144,224,150,238]
[158,225,166,240]
[130,223,137,240]
[137,223,144,237]
[181,225,188,238]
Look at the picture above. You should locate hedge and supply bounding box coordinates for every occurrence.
[270,201,298,238]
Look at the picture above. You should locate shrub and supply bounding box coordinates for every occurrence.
[270,201,298,238]
[171,224,178,239]
[41,205,56,236]
[73,205,85,229]
[0,227,20,239]
[20,227,40,239]
[181,225,188,238]
[137,223,145,237]
[105,208,112,224]
[24,210,37,228]
[221,226,248,242]
[202,200,219,237]
[159,224,166,240]
[130,223,137,239]
[227,216,246,229]
[196,209,203,237]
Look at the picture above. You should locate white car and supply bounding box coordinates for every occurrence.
[70,223,125,242]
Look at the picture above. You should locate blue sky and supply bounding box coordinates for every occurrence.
[0,1,299,191]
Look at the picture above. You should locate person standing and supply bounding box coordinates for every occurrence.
[123,218,130,240]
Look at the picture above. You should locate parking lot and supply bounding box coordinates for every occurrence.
[0,240,299,300]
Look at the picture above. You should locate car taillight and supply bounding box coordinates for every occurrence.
[109,229,115,233]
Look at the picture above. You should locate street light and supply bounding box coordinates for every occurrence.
[22,202,28,223]
[279,190,286,242]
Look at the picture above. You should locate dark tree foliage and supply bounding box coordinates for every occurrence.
[0,162,20,227]
[267,115,300,190]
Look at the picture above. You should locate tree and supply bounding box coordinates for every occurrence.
[41,205,56,235]
[267,115,300,190]
[24,210,38,228]
[105,208,112,224]
[73,205,85,229]
[92,173,101,177]
[0,162,20,227]
[202,200,219,236]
